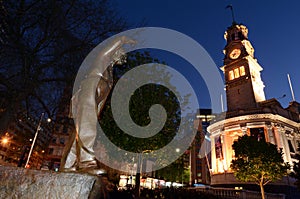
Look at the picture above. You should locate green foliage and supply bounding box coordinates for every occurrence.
[98,51,190,191]
[99,51,184,156]
[231,135,290,186]
[155,153,190,183]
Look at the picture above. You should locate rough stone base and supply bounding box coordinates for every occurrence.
[0,165,105,199]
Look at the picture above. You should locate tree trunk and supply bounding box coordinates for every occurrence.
[259,182,265,199]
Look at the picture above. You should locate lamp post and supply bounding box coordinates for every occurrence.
[24,113,45,168]
[135,150,152,197]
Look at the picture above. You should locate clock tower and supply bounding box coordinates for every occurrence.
[221,23,266,112]
[208,21,300,197]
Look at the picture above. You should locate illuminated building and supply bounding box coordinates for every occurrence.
[208,23,300,188]
[43,85,75,171]
[190,109,214,185]
[0,114,51,168]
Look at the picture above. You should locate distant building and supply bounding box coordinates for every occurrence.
[207,22,300,192]
[0,114,51,169]
[43,85,75,171]
[190,109,214,185]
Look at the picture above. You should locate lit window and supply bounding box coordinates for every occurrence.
[239,66,245,76]
[228,66,246,81]
[229,71,234,80]
[234,68,240,78]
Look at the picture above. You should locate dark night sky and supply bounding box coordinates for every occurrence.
[113,0,300,110]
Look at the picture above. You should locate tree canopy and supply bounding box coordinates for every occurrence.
[99,51,183,155]
[231,135,290,199]
[0,0,127,132]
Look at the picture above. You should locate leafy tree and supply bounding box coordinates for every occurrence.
[99,51,184,155]
[0,0,127,133]
[156,153,190,183]
[99,51,190,194]
[231,135,290,199]
[290,143,300,190]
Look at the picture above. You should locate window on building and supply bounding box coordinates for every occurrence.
[231,34,235,41]
[297,140,300,152]
[229,70,234,80]
[48,148,54,155]
[231,32,241,41]
[60,138,65,145]
[52,138,56,144]
[234,68,240,78]
[250,128,265,141]
[228,66,246,81]
[56,149,62,156]
[63,126,68,134]
[288,140,295,153]
[238,32,243,40]
[239,66,245,76]
[215,136,223,159]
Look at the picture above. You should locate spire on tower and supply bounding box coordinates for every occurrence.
[226,4,236,25]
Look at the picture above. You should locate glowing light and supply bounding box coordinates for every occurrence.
[1,137,9,145]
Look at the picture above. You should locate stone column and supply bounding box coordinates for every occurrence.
[241,126,247,136]
[210,134,216,174]
[221,131,228,172]
[278,126,289,163]
[267,123,275,145]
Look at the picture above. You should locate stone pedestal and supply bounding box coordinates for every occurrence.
[0,165,105,199]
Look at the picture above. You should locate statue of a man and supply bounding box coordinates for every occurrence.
[61,36,134,174]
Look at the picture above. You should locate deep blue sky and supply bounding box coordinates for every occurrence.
[114,0,300,110]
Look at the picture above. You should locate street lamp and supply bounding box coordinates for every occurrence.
[1,132,10,145]
[135,150,153,196]
[1,137,9,145]
[24,113,50,168]
[0,135,10,162]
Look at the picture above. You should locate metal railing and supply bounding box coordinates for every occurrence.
[191,187,285,199]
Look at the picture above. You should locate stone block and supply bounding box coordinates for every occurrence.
[0,165,105,199]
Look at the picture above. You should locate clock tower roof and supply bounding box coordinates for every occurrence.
[224,23,249,43]
[222,23,255,65]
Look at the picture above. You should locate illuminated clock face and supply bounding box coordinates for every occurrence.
[229,48,241,59]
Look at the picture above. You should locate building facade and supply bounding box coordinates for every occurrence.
[0,114,51,169]
[43,85,75,171]
[190,109,214,185]
[208,23,300,187]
